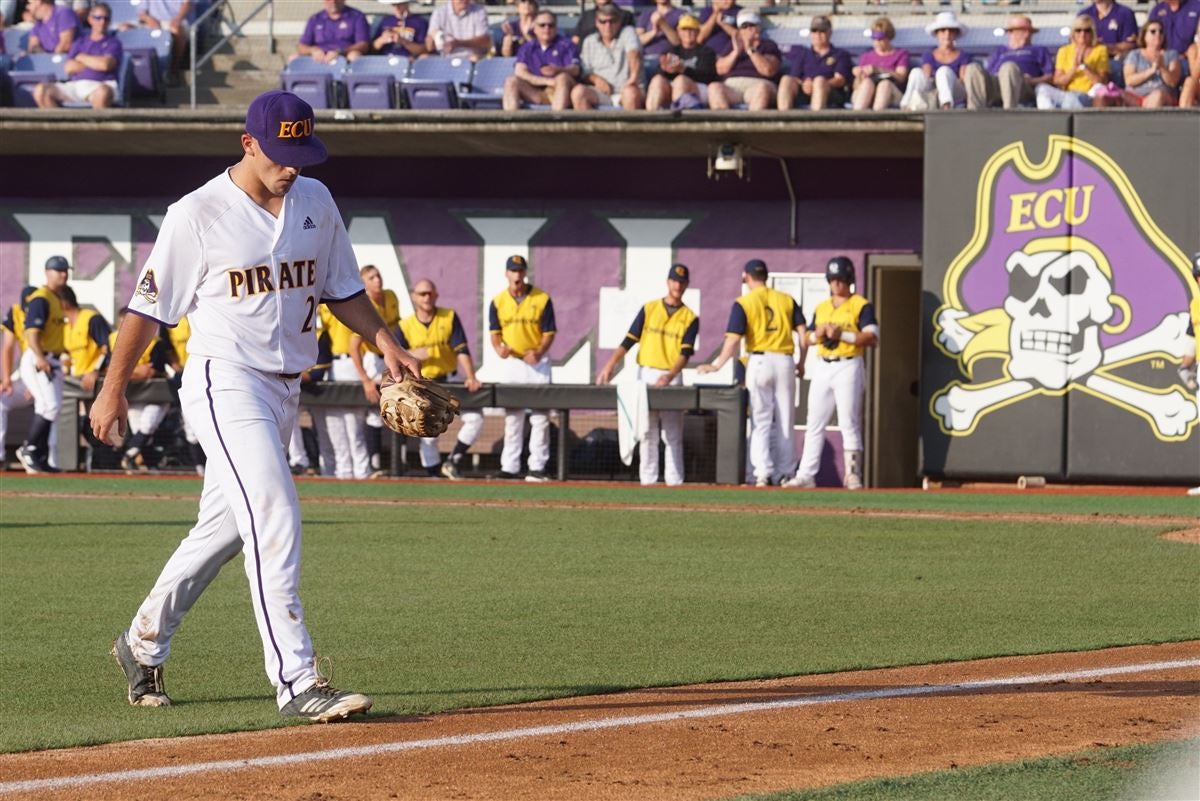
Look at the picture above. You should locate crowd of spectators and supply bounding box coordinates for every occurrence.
[4,0,1199,109]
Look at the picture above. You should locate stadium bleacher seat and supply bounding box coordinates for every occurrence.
[109,0,143,29]
[7,51,133,107]
[401,55,472,109]
[3,28,28,57]
[957,25,1005,56]
[459,56,513,109]
[764,26,808,50]
[117,27,171,101]
[280,57,347,109]
[831,26,872,55]
[345,54,409,109]
[892,27,930,52]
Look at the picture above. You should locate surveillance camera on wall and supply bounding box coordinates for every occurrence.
[708,144,745,179]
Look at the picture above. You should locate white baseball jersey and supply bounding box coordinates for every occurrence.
[128,170,364,373]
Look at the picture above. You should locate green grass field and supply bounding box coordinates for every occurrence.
[1,475,1197,758]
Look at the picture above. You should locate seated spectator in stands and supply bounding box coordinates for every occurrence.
[426,0,490,60]
[1148,0,1200,58]
[645,12,716,110]
[1180,19,1199,105]
[697,0,738,56]
[964,15,1053,109]
[33,3,122,108]
[0,0,17,28]
[573,0,633,47]
[707,9,779,110]
[901,11,970,110]
[1038,15,1114,108]
[122,0,190,82]
[636,0,682,57]
[293,0,370,63]
[851,17,908,110]
[572,3,642,109]
[372,0,428,57]
[778,15,851,110]
[28,0,79,54]
[500,0,537,58]
[1078,0,1138,69]
[503,10,579,110]
[1123,19,1183,106]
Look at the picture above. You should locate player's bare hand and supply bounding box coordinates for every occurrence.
[465,376,482,392]
[0,379,11,396]
[90,387,129,447]
[384,348,421,382]
[81,371,99,392]
[697,363,717,374]
[495,342,512,359]
[596,365,614,384]
[361,378,382,404]
[35,356,51,375]
[522,350,541,365]
[795,361,805,380]
[654,373,673,387]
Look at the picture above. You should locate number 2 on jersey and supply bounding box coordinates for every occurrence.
[302,296,316,332]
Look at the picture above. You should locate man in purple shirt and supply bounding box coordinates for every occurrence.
[1078,0,1138,60]
[697,0,739,56]
[503,10,580,110]
[708,9,781,110]
[964,15,1054,109]
[778,15,852,110]
[1149,0,1200,57]
[34,2,122,108]
[28,0,79,54]
[293,0,370,63]
[371,0,428,57]
[637,0,682,57]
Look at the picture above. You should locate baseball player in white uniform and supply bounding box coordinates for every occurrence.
[785,256,878,490]
[91,90,420,722]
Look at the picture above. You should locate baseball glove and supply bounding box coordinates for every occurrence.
[378,372,461,438]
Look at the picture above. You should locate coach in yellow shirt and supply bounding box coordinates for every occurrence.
[489,255,556,482]
[597,263,699,486]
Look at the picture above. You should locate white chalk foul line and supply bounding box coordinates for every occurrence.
[3,658,1198,795]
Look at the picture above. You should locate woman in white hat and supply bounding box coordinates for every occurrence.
[901,10,971,110]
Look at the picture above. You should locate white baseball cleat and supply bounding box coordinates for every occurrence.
[281,681,373,722]
[781,475,816,489]
[1188,486,1200,497]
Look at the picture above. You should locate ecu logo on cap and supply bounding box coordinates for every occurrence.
[510,256,525,266]
[673,266,687,278]
[278,118,314,139]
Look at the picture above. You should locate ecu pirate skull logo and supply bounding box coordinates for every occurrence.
[931,136,1199,441]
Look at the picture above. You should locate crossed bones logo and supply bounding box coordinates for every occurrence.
[930,138,1198,442]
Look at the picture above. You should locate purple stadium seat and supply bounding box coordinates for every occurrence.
[8,53,67,107]
[3,28,29,57]
[459,56,514,109]
[764,26,807,50]
[401,55,472,109]
[345,54,409,109]
[109,0,143,29]
[831,26,872,56]
[280,58,347,109]
[117,27,170,100]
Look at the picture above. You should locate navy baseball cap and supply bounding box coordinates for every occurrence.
[505,255,528,271]
[668,263,690,282]
[45,255,70,272]
[744,258,768,277]
[245,90,327,168]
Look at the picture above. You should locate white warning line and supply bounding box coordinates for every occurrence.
[3,658,1198,795]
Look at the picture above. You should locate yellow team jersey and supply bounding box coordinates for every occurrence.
[400,308,460,379]
[109,329,157,367]
[636,300,698,371]
[324,311,356,356]
[363,290,401,356]
[812,294,872,359]
[491,287,552,358]
[24,287,66,354]
[64,308,107,376]
[6,302,28,351]
[168,317,192,366]
[736,286,800,355]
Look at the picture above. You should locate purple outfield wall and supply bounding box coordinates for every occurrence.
[0,155,922,483]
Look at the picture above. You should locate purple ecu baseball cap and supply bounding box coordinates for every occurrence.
[506,255,528,271]
[245,90,327,168]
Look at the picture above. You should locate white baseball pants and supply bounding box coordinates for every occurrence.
[746,352,797,483]
[499,356,551,475]
[795,357,865,482]
[638,366,684,486]
[127,358,318,708]
[420,410,483,467]
[326,356,370,479]
[0,370,32,448]
[129,403,168,437]
[19,349,63,421]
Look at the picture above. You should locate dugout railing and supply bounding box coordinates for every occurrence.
[62,379,749,484]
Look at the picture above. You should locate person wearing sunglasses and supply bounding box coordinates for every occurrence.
[1123,19,1183,106]
[1037,15,1113,108]
[28,0,79,55]
[503,10,580,111]
[964,15,1054,109]
[34,2,123,108]
[572,2,644,110]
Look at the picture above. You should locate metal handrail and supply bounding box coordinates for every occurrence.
[189,0,275,108]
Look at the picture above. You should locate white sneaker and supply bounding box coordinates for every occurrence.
[782,475,816,489]
[754,476,770,487]
[845,474,863,490]
[1188,486,1200,497]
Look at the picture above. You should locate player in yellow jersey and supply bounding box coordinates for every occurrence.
[109,309,175,472]
[699,258,806,487]
[785,256,879,490]
[1183,254,1199,497]
[397,279,483,479]
[489,255,557,482]
[347,265,402,478]
[16,256,71,473]
[0,285,38,468]
[61,285,112,391]
[597,263,699,486]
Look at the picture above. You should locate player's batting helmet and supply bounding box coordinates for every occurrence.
[826,256,855,285]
